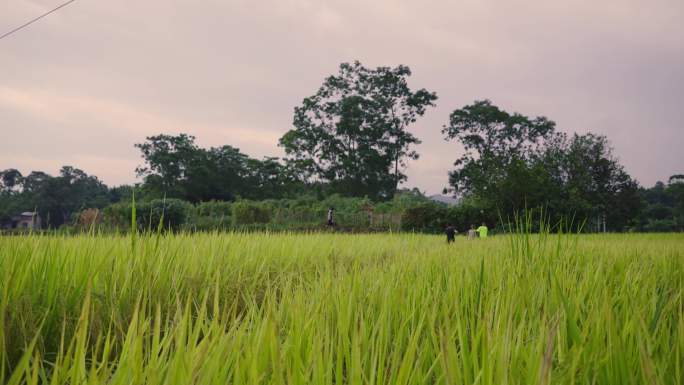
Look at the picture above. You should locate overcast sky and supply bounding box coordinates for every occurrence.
[1,0,682,194]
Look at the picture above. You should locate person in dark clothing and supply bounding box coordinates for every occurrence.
[327,207,335,226]
[445,224,456,243]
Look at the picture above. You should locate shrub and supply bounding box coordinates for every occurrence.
[102,198,192,231]
[102,202,131,229]
[232,201,273,225]
[140,199,193,230]
[643,219,677,232]
[401,203,449,232]
[195,201,232,218]
[76,208,103,231]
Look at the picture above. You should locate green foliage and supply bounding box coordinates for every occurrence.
[401,203,448,232]
[280,61,437,200]
[1,89,676,233]
[82,192,495,234]
[135,134,303,202]
[443,101,641,231]
[399,197,496,234]
[642,218,678,232]
[231,200,273,225]
[108,184,135,203]
[103,198,192,231]
[141,199,193,230]
[195,200,232,217]
[445,197,495,231]
[0,168,22,191]
[376,188,430,213]
[0,166,109,228]
[637,178,684,231]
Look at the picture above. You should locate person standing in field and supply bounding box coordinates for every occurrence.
[467,224,478,239]
[476,222,489,238]
[327,207,335,226]
[445,224,457,243]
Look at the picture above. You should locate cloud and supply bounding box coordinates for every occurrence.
[0,85,282,185]
[1,0,682,191]
[0,86,280,146]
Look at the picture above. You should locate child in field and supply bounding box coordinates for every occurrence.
[445,224,457,243]
[476,223,489,238]
[467,224,477,239]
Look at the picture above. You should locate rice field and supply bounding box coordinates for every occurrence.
[0,231,683,384]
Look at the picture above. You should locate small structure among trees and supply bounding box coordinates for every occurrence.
[4,212,41,230]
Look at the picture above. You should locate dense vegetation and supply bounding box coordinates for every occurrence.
[442,101,643,231]
[0,231,682,384]
[0,61,681,232]
[1,167,681,233]
[94,191,494,234]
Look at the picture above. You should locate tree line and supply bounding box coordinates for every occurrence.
[1,61,682,231]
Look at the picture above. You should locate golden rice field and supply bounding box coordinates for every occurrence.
[0,232,683,384]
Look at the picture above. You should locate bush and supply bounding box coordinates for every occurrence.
[195,201,232,218]
[401,203,449,233]
[232,201,273,225]
[140,199,193,230]
[98,194,497,233]
[102,202,131,229]
[103,198,192,231]
[75,208,103,231]
[445,201,490,233]
[185,215,232,231]
[643,219,677,232]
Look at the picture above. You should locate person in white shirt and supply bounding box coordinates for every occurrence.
[467,224,478,239]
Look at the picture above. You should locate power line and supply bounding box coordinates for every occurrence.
[0,0,78,42]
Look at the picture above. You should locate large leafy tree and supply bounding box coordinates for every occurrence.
[135,134,201,199]
[549,133,641,230]
[443,100,640,230]
[279,61,437,200]
[442,100,557,211]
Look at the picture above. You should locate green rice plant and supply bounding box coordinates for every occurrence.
[0,230,682,384]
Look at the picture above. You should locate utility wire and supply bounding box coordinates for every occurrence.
[0,0,78,42]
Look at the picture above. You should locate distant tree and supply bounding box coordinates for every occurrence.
[243,157,303,200]
[443,100,640,231]
[21,171,51,194]
[36,167,109,227]
[136,135,244,201]
[0,169,23,193]
[557,133,641,230]
[668,175,684,229]
[279,61,437,200]
[441,100,557,212]
[0,169,26,224]
[135,134,200,199]
[639,175,684,231]
[1,167,109,228]
[670,175,684,183]
[108,184,135,203]
[136,134,304,202]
